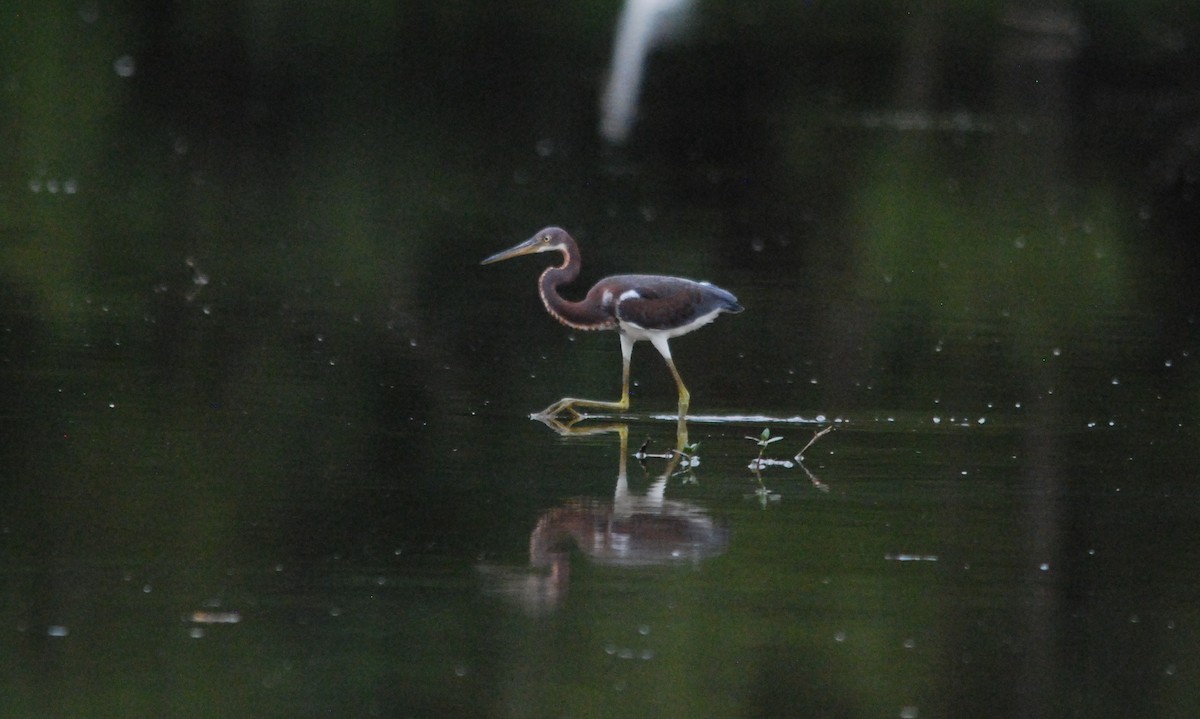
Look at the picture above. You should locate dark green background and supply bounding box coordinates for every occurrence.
[2,1,1199,717]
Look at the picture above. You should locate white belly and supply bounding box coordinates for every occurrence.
[618,308,723,342]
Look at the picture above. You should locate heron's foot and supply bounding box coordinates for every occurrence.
[534,396,629,422]
[535,398,584,421]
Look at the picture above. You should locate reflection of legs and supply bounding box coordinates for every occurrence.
[649,336,689,418]
[674,413,688,450]
[537,334,634,420]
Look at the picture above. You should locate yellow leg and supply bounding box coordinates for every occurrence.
[535,335,633,420]
[663,357,690,419]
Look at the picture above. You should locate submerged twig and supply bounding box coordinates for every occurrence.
[794,426,833,462]
[634,437,674,461]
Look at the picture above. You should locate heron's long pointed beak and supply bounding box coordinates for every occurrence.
[481,237,542,265]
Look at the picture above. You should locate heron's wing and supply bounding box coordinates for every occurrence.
[613,277,707,330]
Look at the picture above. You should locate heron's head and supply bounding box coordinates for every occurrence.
[481,227,571,265]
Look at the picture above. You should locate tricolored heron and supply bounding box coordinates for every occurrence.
[482,226,743,419]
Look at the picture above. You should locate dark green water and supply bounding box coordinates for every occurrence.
[3,2,1200,717]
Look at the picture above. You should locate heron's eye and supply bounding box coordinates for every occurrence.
[541,235,551,243]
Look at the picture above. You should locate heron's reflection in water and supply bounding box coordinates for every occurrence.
[484,417,728,613]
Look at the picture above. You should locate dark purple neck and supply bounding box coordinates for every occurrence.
[537,246,614,331]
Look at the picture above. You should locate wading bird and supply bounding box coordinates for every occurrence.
[482,226,742,419]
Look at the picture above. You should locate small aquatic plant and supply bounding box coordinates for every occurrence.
[745,428,782,471]
[745,426,835,503]
[674,440,701,469]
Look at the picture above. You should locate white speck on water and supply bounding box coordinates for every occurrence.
[1164,359,1173,368]
[932,416,941,424]
[47,625,69,637]
[977,417,986,424]
[1052,347,1062,356]
[1039,563,1050,572]
[887,553,939,562]
[834,631,846,642]
[637,624,650,636]
[189,627,205,639]
[329,607,342,617]
[113,54,136,77]
[1165,664,1177,676]
[900,706,919,719]
[903,638,916,649]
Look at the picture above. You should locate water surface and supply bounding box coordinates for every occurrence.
[3,2,1200,717]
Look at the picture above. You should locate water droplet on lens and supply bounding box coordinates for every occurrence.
[79,1,100,23]
[113,54,136,77]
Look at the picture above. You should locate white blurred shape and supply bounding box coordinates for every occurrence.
[599,0,694,144]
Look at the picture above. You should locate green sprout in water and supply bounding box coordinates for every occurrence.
[745,428,783,471]
[744,426,835,503]
[675,440,701,467]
